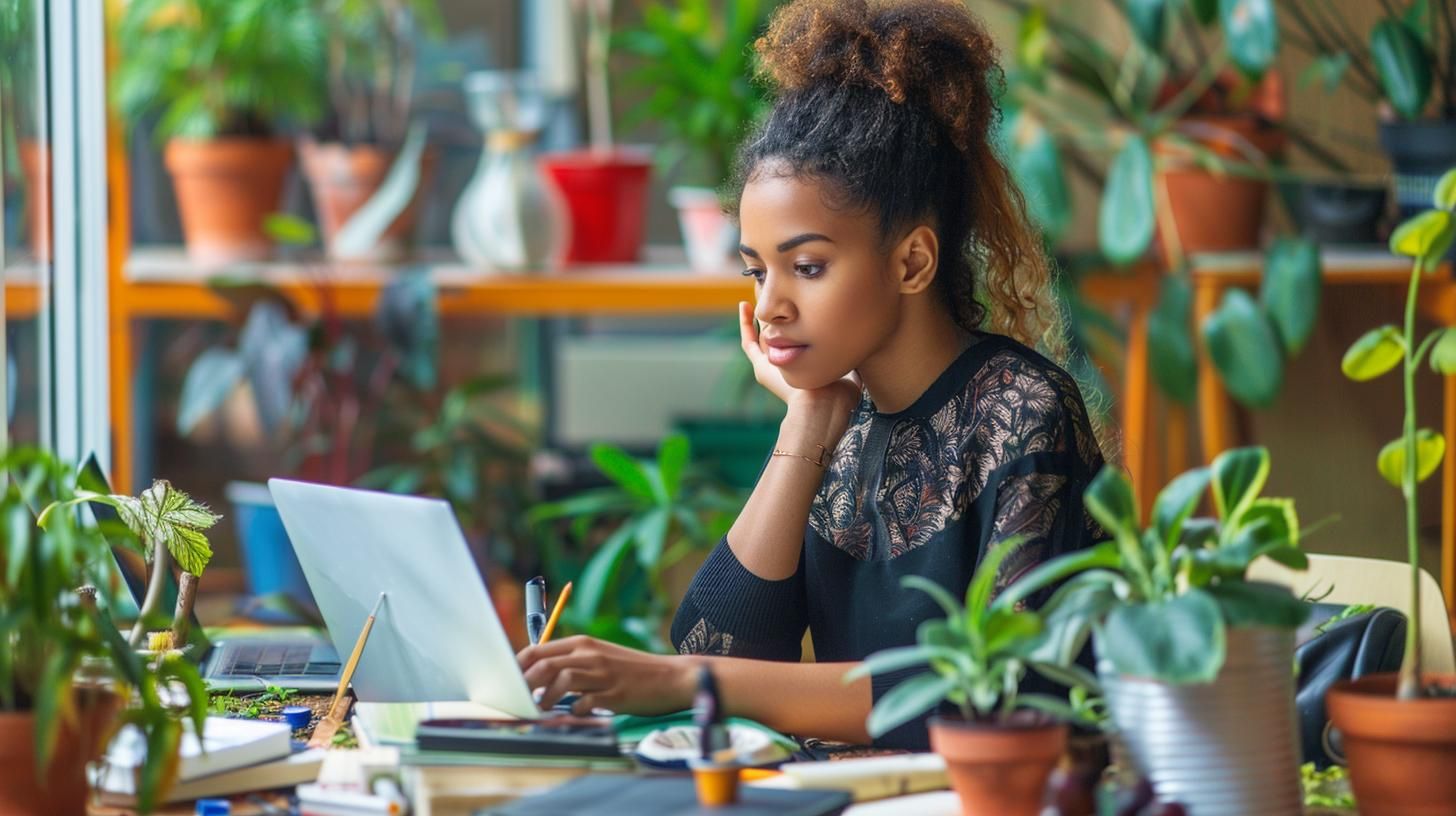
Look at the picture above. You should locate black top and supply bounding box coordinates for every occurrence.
[669,333,1106,750]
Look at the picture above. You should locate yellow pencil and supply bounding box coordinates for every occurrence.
[308,592,385,749]
[539,581,572,644]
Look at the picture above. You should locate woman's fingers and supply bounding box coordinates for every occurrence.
[737,301,760,357]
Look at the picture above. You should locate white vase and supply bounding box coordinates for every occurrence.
[669,185,738,275]
[451,71,567,273]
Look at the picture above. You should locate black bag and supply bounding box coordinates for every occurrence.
[1293,604,1406,768]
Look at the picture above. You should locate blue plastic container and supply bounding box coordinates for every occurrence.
[225,482,316,608]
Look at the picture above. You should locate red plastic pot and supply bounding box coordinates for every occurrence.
[539,148,651,263]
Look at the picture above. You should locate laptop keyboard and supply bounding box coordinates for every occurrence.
[218,644,341,678]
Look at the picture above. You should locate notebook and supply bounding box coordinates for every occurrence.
[93,716,293,798]
[94,746,326,806]
[480,775,852,816]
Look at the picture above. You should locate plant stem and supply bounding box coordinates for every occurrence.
[172,572,199,650]
[1396,257,1424,700]
[130,538,171,648]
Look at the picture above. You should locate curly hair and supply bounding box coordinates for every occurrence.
[729,0,1065,358]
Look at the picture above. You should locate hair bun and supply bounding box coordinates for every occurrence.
[755,0,1001,152]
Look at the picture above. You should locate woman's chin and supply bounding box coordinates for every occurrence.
[781,367,850,392]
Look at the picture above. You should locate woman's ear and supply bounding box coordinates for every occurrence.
[893,225,939,295]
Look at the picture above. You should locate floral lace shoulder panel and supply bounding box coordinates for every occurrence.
[809,348,1100,560]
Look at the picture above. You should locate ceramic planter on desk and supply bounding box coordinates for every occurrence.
[929,715,1067,816]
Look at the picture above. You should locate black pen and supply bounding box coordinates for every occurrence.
[525,576,547,645]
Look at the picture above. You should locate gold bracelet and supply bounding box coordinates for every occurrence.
[771,444,828,468]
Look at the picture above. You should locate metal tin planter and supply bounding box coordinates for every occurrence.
[1100,626,1303,816]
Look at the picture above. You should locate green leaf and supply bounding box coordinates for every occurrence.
[1260,238,1322,356]
[1016,6,1051,78]
[656,434,690,500]
[1431,328,1456,375]
[138,715,182,813]
[1389,209,1454,264]
[1099,136,1155,266]
[846,644,962,682]
[1377,429,1446,486]
[865,673,957,738]
[902,575,963,621]
[1201,289,1284,407]
[589,444,656,503]
[1207,581,1310,629]
[1220,0,1278,76]
[262,213,316,247]
[985,608,1043,654]
[967,537,1024,620]
[1370,18,1432,119]
[158,653,210,740]
[576,524,636,619]
[1297,52,1351,93]
[1238,497,1301,551]
[633,507,671,569]
[1006,110,1071,243]
[996,541,1121,611]
[1084,467,1139,542]
[176,348,245,435]
[1152,467,1210,553]
[1100,589,1225,682]
[32,646,75,769]
[1125,0,1167,52]
[1148,275,1198,404]
[1342,326,1406,380]
[1433,168,1456,210]
[1211,446,1270,522]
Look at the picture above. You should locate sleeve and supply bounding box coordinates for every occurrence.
[669,536,808,661]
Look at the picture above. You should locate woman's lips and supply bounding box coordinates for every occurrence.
[766,344,807,366]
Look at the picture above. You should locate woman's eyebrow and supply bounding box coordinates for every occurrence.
[739,233,836,258]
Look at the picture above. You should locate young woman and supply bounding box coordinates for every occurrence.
[517,0,1105,750]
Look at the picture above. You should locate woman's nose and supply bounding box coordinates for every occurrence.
[754,271,794,324]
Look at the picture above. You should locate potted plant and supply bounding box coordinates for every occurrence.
[1326,169,1456,814]
[539,0,653,264]
[997,0,1326,413]
[112,0,325,263]
[843,538,1099,816]
[527,433,744,652]
[1002,446,1311,815]
[300,0,442,260]
[613,0,775,274]
[1,448,207,815]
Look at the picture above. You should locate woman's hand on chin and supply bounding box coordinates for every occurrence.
[739,302,860,438]
[517,636,698,717]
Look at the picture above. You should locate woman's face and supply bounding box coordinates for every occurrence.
[738,172,903,390]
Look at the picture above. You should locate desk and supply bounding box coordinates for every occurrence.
[1190,249,1456,621]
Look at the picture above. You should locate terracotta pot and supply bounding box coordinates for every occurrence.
[539,149,651,263]
[164,138,293,264]
[298,139,438,261]
[928,715,1067,816]
[16,138,50,262]
[1156,115,1285,254]
[1327,673,1456,816]
[0,685,120,816]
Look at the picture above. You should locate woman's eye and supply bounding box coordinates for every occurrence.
[741,267,765,282]
[795,263,825,278]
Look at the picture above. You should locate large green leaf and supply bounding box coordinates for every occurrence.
[995,541,1121,611]
[1125,0,1167,51]
[1152,467,1210,553]
[903,575,963,621]
[633,507,670,569]
[1099,136,1155,266]
[865,673,957,738]
[1006,110,1071,243]
[984,608,1043,655]
[1431,328,1456,375]
[1100,589,1225,682]
[575,524,636,619]
[1260,238,1322,356]
[1210,446,1269,523]
[589,444,656,503]
[656,434,690,500]
[1370,18,1432,119]
[1220,0,1278,76]
[967,537,1023,621]
[845,644,961,682]
[1389,209,1454,265]
[1377,429,1446,486]
[1343,326,1406,381]
[1207,582,1310,629]
[1201,289,1284,407]
[1149,275,1198,404]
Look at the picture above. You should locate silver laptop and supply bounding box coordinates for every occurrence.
[84,457,343,692]
[268,478,540,718]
